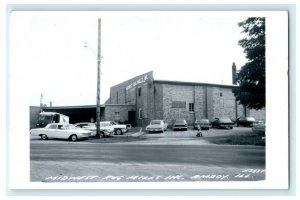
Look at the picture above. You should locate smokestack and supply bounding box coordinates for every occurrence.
[50,102,52,107]
[40,94,44,107]
[232,62,237,84]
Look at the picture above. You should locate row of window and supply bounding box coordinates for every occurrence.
[171,101,194,112]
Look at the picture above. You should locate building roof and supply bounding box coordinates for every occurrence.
[43,105,104,109]
[153,79,238,88]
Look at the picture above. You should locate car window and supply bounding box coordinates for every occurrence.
[57,125,63,129]
[219,118,232,123]
[200,119,209,123]
[151,120,162,125]
[101,122,110,127]
[48,124,57,129]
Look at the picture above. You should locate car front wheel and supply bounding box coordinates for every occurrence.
[70,134,78,141]
[40,134,48,140]
[115,129,122,135]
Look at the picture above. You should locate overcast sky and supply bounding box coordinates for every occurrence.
[10,11,250,106]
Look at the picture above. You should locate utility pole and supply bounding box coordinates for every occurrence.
[96,18,101,138]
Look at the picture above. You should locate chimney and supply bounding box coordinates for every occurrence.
[40,94,44,107]
[232,62,237,84]
[50,102,52,107]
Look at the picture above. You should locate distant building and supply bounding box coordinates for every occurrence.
[107,71,265,126]
[30,68,265,127]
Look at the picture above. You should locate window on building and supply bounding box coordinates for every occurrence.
[172,101,186,108]
[114,112,120,121]
[138,108,143,119]
[138,87,142,96]
[189,103,194,112]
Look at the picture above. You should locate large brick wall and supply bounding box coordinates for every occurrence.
[104,105,136,123]
[210,87,237,121]
[160,84,197,125]
[109,71,153,105]
[153,83,164,119]
[107,71,266,127]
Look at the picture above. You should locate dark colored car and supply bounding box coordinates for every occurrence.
[211,117,234,129]
[172,119,188,131]
[236,117,256,127]
[194,119,211,130]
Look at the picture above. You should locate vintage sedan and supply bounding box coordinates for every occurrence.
[74,122,114,138]
[30,123,92,141]
[146,120,168,133]
[172,119,188,131]
[74,122,97,136]
[236,117,256,127]
[211,117,234,129]
[194,119,211,130]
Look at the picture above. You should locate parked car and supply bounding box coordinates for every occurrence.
[106,121,128,135]
[98,121,115,137]
[194,119,211,130]
[74,122,97,136]
[74,122,114,138]
[173,119,188,131]
[252,121,265,134]
[211,117,234,129]
[236,117,256,127]
[30,123,92,141]
[146,120,168,133]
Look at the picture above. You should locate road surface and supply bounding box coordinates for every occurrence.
[30,142,265,182]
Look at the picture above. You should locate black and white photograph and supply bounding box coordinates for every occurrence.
[6,9,289,190]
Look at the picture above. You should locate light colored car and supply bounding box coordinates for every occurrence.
[75,122,114,138]
[74,122,97,136]
[30,123,92,141]
[252,121,265,134]
[146,120,168,133]
[106,121,128,135]
[194,119,211,130]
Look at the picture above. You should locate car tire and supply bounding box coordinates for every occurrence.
[40,134,48,140]
[115,129,122,135]
[99,132,104,138]
[70,134,78,142]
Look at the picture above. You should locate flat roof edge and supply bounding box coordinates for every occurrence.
[153,80,238,88]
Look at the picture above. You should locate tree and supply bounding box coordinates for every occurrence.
[233,17,265,110]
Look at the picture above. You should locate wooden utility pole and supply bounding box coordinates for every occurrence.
[96,18,101,138]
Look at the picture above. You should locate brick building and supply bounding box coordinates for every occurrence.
[30,70,265,128]
[108,71,265,127]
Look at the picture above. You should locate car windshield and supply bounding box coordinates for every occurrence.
[150,120,162,125]
[200,119,209,123]
[175,119,186,123]
[101,122,110,127]
[219,118,232,123]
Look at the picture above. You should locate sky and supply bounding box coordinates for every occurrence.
[10,11,250,106]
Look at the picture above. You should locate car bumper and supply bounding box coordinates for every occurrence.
[219,124,233,128]
[173,127,188,130]
[146,128,163,132]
